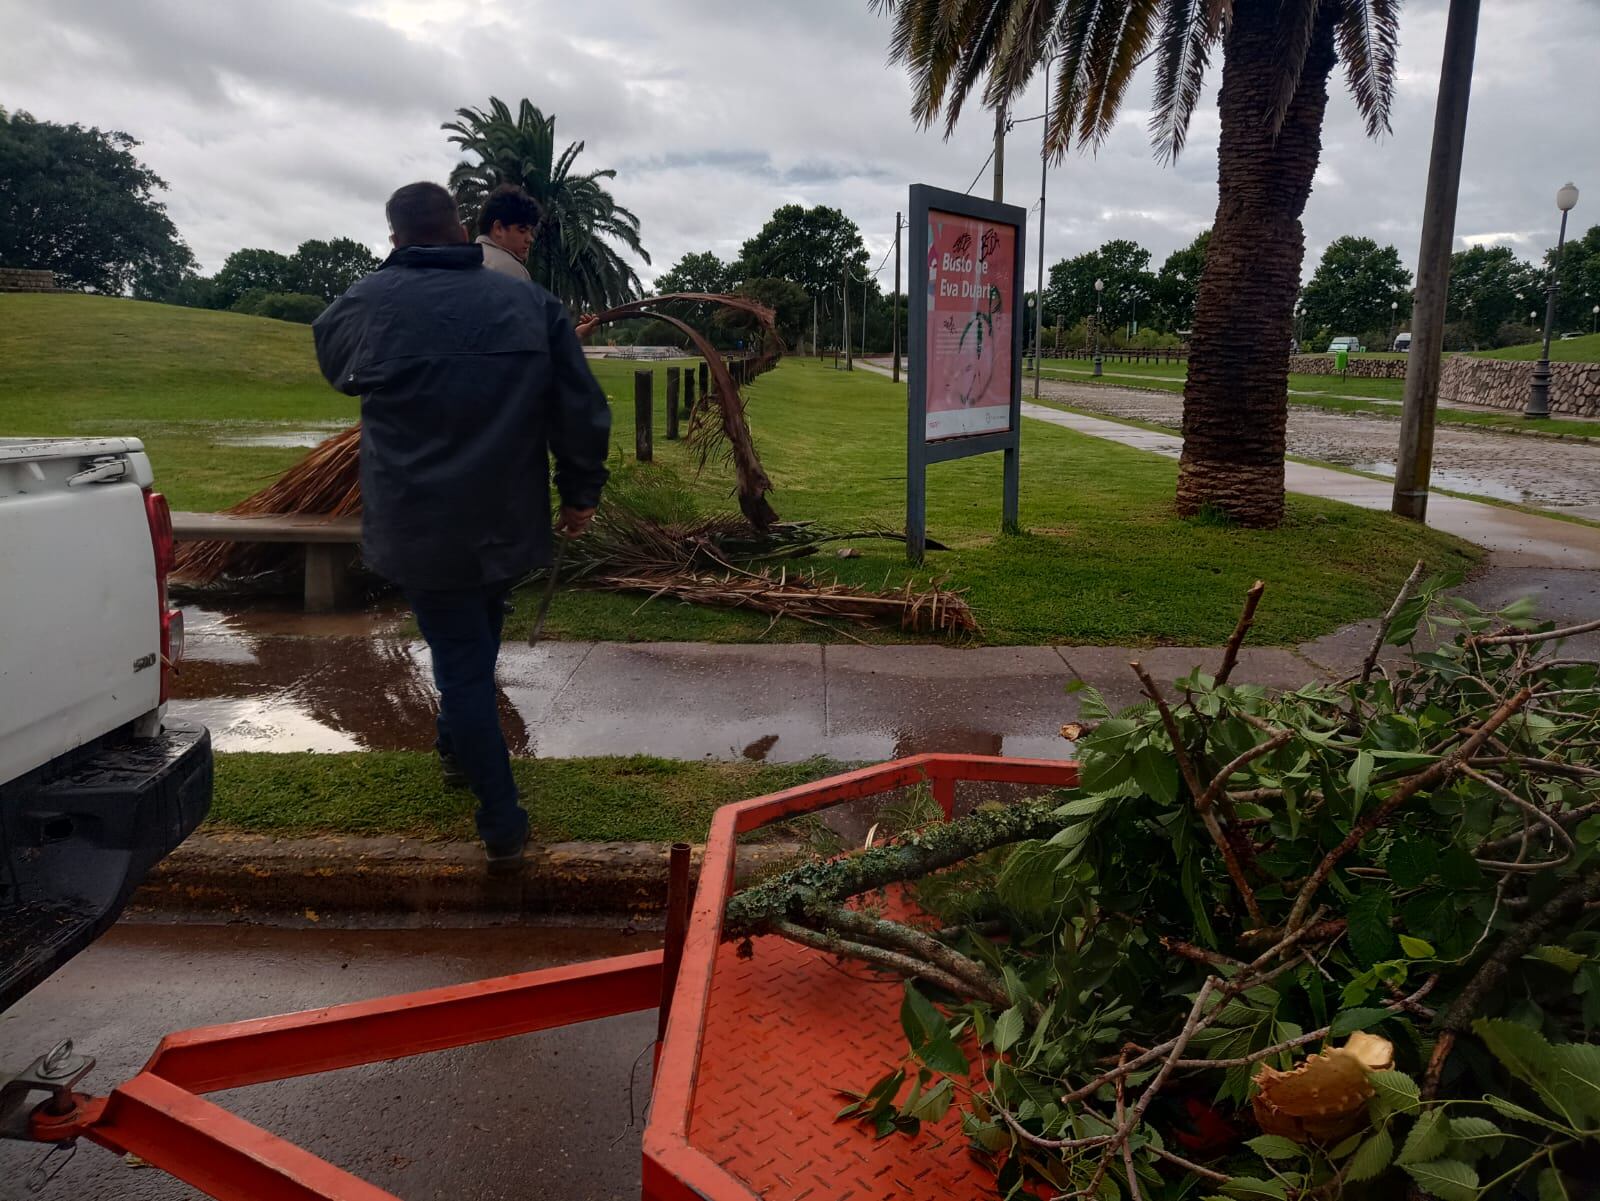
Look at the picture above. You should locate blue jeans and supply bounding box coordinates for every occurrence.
[405,582,528,850]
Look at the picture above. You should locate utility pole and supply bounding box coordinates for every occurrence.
[893,212,903,383]
[992,104,1006,203]
[842,269,853,371]
[861,272,869,362]
[812,293,817,357]
[1393,0,1480,522]
[1033,64,1051,400]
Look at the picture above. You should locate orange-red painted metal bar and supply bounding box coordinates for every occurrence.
[142,950,663,1093]
[643,753,1080,1201]
[78,1074,403,1201]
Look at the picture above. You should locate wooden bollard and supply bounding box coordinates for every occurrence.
[665,368,681,440]
[634,370,653,462]
[682,369,696,418]
[698,361,709,401]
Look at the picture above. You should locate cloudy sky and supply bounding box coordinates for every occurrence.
[3,0,1596,289]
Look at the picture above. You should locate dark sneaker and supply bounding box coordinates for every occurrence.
[484,830,530,873]
[439,752,469,789]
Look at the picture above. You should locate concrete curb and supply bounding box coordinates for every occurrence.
[132,832,806,917]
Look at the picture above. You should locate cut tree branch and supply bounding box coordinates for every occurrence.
[1362,559,1426,684]
[1284,687,1534,933]
[1472,617,1600,647]
[771,920,985,1004]
[1216,579,1265,685]
[805,905,1016,1014]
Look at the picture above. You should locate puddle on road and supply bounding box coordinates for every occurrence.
[1348,461,1533,505]
[213,428,347,448]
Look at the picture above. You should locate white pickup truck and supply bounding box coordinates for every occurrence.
[0,437,212,1015]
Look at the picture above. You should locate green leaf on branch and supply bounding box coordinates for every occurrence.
[1220,1176,1288,1199]
[1399,935,1436,959]
[1244,1134,1303,1161]
[1369,1070,1421,1114]
[914,1036,969,1076]
[1401,1158,1478,1201]
[992,1005,1026,1054]
[1538,1166,1572,1201]
[1349,890,1397,968]
[1529,945,1587,973]
[1345,1126,1394,1182]
[1444,1116,1504,1161]
[1348,750,1375,813]
[1386,837,1440,888]
[1397,1107,1449,1165]
[905,1077,954,1122]
[1132,743,1180,806]
[901,983,945,1047]
[1330,1006,1393,1036]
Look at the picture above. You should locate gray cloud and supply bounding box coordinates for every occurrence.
[2,0,1595,287]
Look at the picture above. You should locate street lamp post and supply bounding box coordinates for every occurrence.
[1390,299,1399,347]
[1093,278,1104,377]
[1592,303,1598,335]
[1528,181,1580,418]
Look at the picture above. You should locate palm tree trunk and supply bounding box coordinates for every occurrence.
[1176,0,1338,527]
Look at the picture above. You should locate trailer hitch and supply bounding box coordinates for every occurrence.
[1,1040,95,1142]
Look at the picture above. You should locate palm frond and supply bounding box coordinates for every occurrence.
[1337,0,1400,137]
[1080,0,1163,146]
[983,0,1066,112]
[1264,0,1323,132]
[1147,0,1217,163]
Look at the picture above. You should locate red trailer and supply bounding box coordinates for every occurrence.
[22,754,1077,1200]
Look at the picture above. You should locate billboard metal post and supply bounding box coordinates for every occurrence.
[906,183,1027,564]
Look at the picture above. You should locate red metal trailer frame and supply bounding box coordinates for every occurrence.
[26,753,1078,1200]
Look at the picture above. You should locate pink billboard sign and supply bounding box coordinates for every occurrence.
[923,210,1016,442]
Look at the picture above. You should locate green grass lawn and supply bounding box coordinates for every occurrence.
[212,751,848,842]
[1472,332,1600,362]
[4,293,1478,646]
[1033,359,1600,440]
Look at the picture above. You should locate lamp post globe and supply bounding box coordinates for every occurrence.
[1529,181,1580,417]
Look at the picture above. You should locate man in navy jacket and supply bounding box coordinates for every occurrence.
[314,181,610,866]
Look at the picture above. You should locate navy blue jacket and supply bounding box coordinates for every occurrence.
[313,243,610,591]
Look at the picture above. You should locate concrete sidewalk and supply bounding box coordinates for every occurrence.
[172,565,1596,764]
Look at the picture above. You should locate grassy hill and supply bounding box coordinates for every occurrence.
[0,292,1477,646]
[1472,332,1600,362]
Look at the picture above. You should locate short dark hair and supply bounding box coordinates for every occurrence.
[385,182,463,246]
[477,184,540,236]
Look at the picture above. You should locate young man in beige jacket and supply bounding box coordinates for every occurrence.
[474,184,538,282]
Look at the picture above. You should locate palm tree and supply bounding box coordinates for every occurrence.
[443,97,650,312]
[873,0,1399,527]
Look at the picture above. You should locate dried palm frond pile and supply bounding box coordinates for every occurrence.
[173,425,361,584]
[174,292,781,585]
[584,567,977,639]
[543,481,976,638]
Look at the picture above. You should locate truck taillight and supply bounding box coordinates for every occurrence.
[144,488,180,703]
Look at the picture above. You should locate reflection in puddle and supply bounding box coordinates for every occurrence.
[213,428,348,448]
[1349,461,1527,504]
[171,602,1083,765]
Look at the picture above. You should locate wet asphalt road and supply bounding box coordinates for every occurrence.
[1037,378,1600,520]
[0,923,658,1201]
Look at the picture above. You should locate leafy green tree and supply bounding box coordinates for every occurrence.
[736,204,869,340]
[444,96,649,312]
[654,251,732,296]
[1443,245,1541,348]
[1299,236,1412,342]
[725,276,812,349]
[0,108,194,294]
[212,248,296,310]
[1153,230,1210,333]
[1543,224,1600,332]
[1044,239,1156,334]
[874,0,1405,528]
[290,238,380,302]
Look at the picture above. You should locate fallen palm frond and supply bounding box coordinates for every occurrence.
[582,566,978,639]
[578,293,782,527]
[176,292,781,583]
[173,425,361,583]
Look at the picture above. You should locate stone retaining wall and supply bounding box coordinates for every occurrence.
[1439,355,1600,418]
[0,267,58,292]
[1287,354,1409,378]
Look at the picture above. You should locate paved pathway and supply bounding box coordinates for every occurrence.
[1032,377,1600,520]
